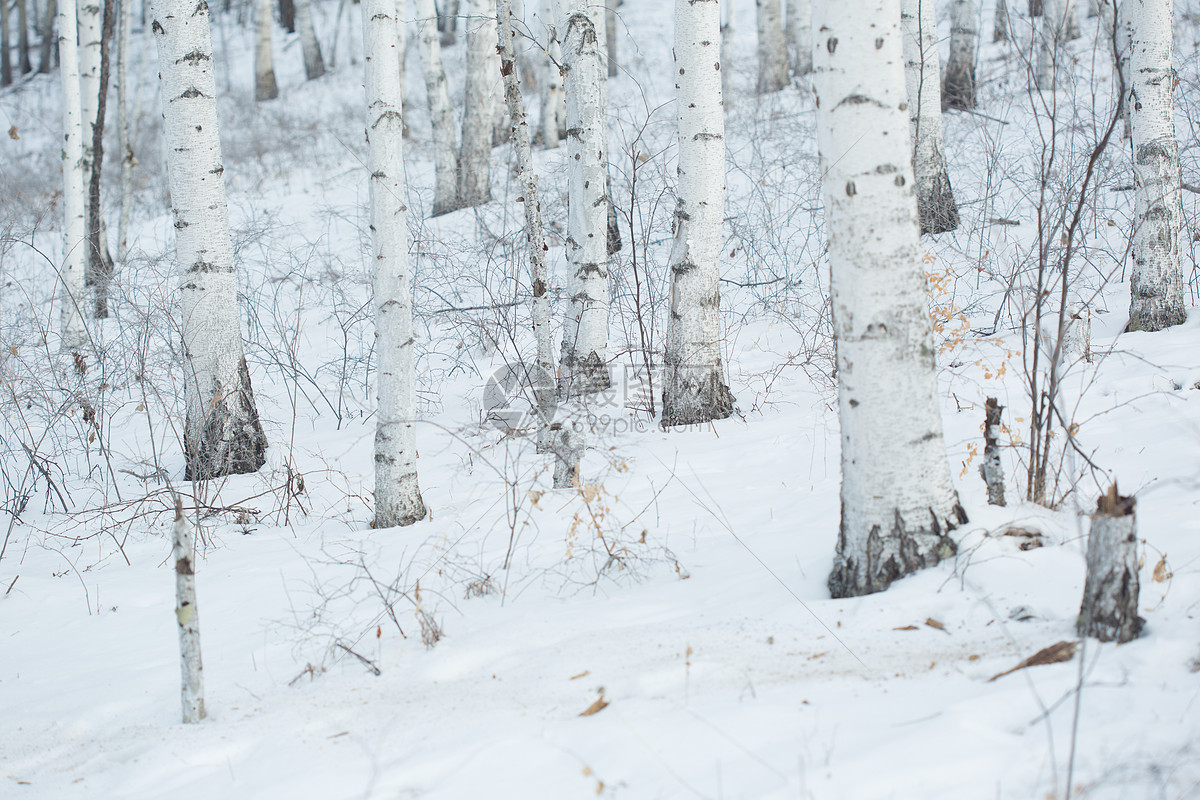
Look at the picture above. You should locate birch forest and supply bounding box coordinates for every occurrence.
[1,0,1199,795]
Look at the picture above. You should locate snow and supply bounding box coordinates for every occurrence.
[2,0,1200,798]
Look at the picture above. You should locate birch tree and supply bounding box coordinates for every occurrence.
[18,0,31,75]
[364,0,427,527]
[755,0,788,93]
[86,0,116,317]
[459,0,496,206]
[39,0,56,74]
[662,0,734,427]
[813,0,966,597]
[785,0,812,77]
[439,0,458,45]
[901,0,958,233]
[538,0,565,148]
[255,0,279,100]
[79,0,115,306]
[1,0,11,86]
[151,0,269,480]
[604,0,616,77]
[58,0,88,351]
[295,0,325,79]
[1035,0,1066,90]
[172,501,206,723]
[559,12,611,397]
[1125,0,1186,331]
[415,0,460,214]
[943,0,976,109]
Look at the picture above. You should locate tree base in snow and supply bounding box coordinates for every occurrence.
[918,171,959,234]
[374,484,427,529]
[661,368,734,428]
[558,350,612,398]
[1125,303,1186,333]
[942,69,975,110]
[1077,485,1143,643]
[184,358,268,481]
[827,504,966,598]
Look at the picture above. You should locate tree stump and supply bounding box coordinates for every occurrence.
[1077,484,1143,643]
[980,397,1006,506]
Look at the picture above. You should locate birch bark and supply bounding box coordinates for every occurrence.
[39,0,56,74]
[1036,0,1065,90]
[151,0,269,480]
[943,0,976,109]
[117,0,134,259]
[295,0,326,79]
[662,0,734,427]
[755,0,787,93]
[785,0,812,77]
[79,0,114,297]
[173,502,206,723]
[58,0,88,351]
[559,12,611,397]
[813,0,965,597]
[255,0,279,100]
[439,0,458,45]
[1077,486,1143,643]
[538,0,565,148]
[458,0,495,206]
[19,0,33,74]
[604,0,616,77]
[901,0,958,233]
[364,0,427,527]
[1125,0,1185,331]
[415,0,460,214]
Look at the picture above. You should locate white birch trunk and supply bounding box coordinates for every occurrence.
[943,0,976,109]
[559,12,610,397]
[1077,486,1143,643]
[604,0,616,77]
[551,421,582,488]
[662,0,734,427]
[1097,0,1129,135]
[1125,0,1185,331]
[720,0,734,100]
[117,0,134,260]
[439,0,458,46]
[1035,0,1065,90]
[901,0,958,233]
[364,0,427,527]
[78,0,107,288]
[755,0,787,93]
[458,0,495,206]
[395,0,407,117]
[39,0,56,74]
[813,0,965,597]
[255,0,279,100]
[58,0,88,351]
[295,0,326,79]
[497,0,556,449]
[415,0,460,214]
[151,0,269,480]
[172,502,206,723]
[994,0,1008,41]
[785,0,812,77]
[980,397,1006,506]
[539,0,564,148]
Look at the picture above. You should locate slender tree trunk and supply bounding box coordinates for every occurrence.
[785,0,812,77]
[57,0,88,351]
[720,0,733,100]
[39,0,56,73]
[993,0,1007,41]
[559,12,611,397]
[497,0,555,450]
[255,0,279,100]
[1064,0,1080,38]
[151,0,269,480]
[901,0,958,233]
[395,0,407,119]
[415,0,459,214]
[279,0,295,31]
[604,0,616,77]
[980,397,1006,506]
[1125,0,1185,331]
[78,0,115,302]
[172,501,206,723]
[88,0,116,318]
[943,0,976,109]
[814,0,965,598]
[439,0,458,45]
[1036,0,1065,90]
[458,0,496,206]
[1,0,13,87]
[755,0,787,93]
[539,0,564,148]
[295,0,325,79]
[364,0,427,528]
[117,0,133,260]
[662,0,734,427]
[19,0,34,74]
[1077,485,1143,643]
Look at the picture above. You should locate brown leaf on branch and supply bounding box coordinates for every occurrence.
[988,641,1078,682]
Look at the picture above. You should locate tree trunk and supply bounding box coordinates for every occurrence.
[39,0,56,73]
[439,0,458,45]
[1125,0,1185,331]
[415,0,460,214]
[538,0,564,148]
[172,501,206,723]
[550,421,582,488]
[151,0,269,480]
[662,0,734,428]
[279,0,295,31]
[720,0,733,100]
[497,0,556,450]
[755,0,787,93]
[255,0,279,100]
[785,0,811,77]
[1064,0,1080,38]
[814,0,965,598]
[1,0,13,87]
[1077,485,1143,643]
[364,0,427,528]
[943,0,976,110]
[901,0,958,233]
[993,0,1007,41]
[117,0,133,260]
[1036,0,1067,90]
[980,397,1006,506]
[88,0,116,318]
[458,0,496,206]
[604,0,616,77]
[558,12,611,397]
[295,0,325,79]
[19,0,32,73]
[57,0,88,351]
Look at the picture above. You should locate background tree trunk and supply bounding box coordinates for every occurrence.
[279,0,295,32]
[538,0,564,148]
[255,0,279,100]
[814,0,965,598]
[39,0,56,73]
[2,0,13,87]
[151,0,269,480]
[172,502,206,723]
[755,0,787,93]
[720,0,733,99]
[662,0,734,427]
[57,0,88,351]
[439,0,458,45]
[458,0,496,206]
[415,0,460,214]
[901,0,958,233]
[785,0,812,77]
[558,12,611,397]
[604,0,616,77]
[994,0,1008,41]
[943,0,976,109]
[295,0,325,79]
[19,0,32,73]
[1125,0,1185,331]
[1077,485,1143,643]
[79,0,115,297]
[364,0,427,528]
[117,0,134,260]
[980,397,1006,506]
[87,0,116,319]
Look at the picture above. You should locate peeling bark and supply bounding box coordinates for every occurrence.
[1077,485,1143,643]
[173,501,206,723]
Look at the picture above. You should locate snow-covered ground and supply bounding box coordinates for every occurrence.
[1,1,1199,798]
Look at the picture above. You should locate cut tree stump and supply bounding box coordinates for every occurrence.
[980,397,1006,506]
[1077,484,1144,643]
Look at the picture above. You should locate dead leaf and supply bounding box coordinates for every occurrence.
[988,641,1078,682]
[1152,555,1172,583]
[925,618,948,633]
[578,696,608,717]
[7,126,18,140]
[893,625,919,631]
[569,670,590,680]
